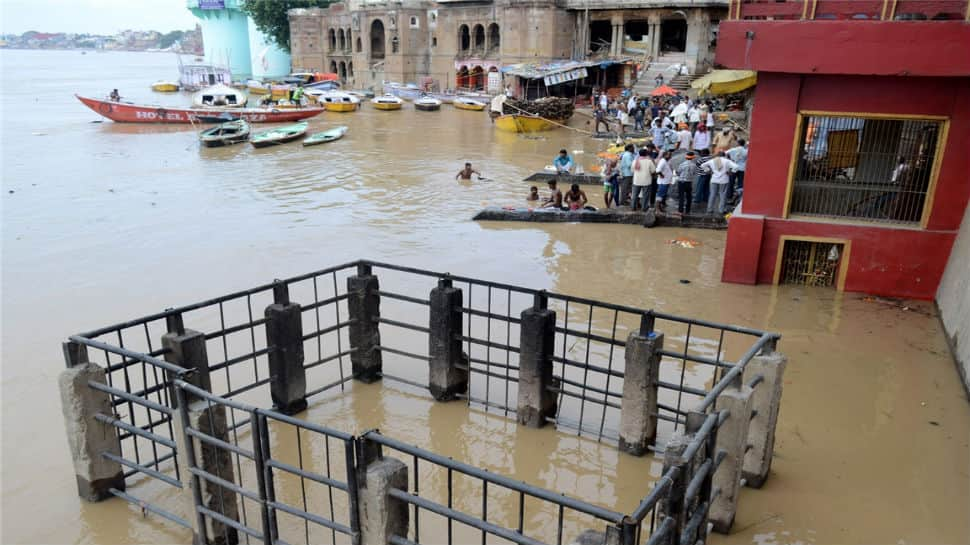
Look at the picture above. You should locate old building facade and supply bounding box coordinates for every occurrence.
[289,0,726,92]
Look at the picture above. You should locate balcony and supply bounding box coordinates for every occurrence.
[728,0,969,21]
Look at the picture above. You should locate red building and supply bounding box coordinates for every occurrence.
[718,0,970,299]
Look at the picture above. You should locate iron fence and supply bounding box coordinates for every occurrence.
[63,259,782,545]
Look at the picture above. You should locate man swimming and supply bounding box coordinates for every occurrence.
[456,162,483,181]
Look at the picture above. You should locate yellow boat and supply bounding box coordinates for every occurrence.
[371,94,403,110]
[454,97,486,111]
[151,81,179,92]
[494,114,566,133]
[313,91,360,112]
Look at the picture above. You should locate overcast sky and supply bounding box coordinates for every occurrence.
[2,0,199,35]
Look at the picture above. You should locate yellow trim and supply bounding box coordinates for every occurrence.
[773,235,852,291]
[786,214,926,231]
[785,111,951,228]
[781,114,805,219]
[919,119,950,228]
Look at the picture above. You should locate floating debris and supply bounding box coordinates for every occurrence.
[667,237,701,248]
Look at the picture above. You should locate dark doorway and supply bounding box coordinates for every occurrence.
[458,25,470,52]
[660,19,687,52]
[624,20,649,41]
[370,19,385,60]
[589,20,613,54]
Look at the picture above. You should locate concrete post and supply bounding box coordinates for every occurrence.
[710,382,754,533]
[685,411,715,545]
[58,341,126,502]
[517,292,557,428]
[264,281,307,415]
[173,390,240,545]
[741,348,787,488]
[356,437,409,545]
[618,315,663,456]
[162,313,212,407]
[428,278,468,401]
[657,434,688,539]
[348,263,382,383]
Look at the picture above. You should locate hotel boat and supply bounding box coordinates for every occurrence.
[151,81,179,92]
[453,97,486,111]
[76,95,325,124]
[371,94,403,110]
[493,113,566,133]
[311,91,360,112]
[192,84,247,108]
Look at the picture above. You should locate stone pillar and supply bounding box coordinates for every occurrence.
[709,382,754,533]
[264,281,307,415]
[162,313,212,407]
[618,315,663,456]
[517,292,557,428]
[347,263,382,383]
[173,388,240,545]
[742,348,787,488]
[656,434,689,536]
[650,21,661,60]
[58,341,126,502]
[356,438,409,545]
[428,278,468,401]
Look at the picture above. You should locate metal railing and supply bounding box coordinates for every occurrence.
[729,0,970,21]
[63,259,782,545]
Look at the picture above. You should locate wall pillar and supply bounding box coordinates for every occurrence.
[173,388,240,545]
[741,345,787,488]
[517,293,557,428]
[428,278,469,401]
[356,438,409,545]
[162,314,212,407]
[264,281,307,415]
[618,315,663,456]
[348,263,382,383]
[58,341,126,502]
[709,381,754,533]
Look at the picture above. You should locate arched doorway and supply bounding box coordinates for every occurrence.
[458,25,470,53]
[469,66,484,90]
[660,17,687,53]
[472,24,485,52]
[338,29,345,51]
[370,19,385,60]
[356,37,362,52]
[456,66,469,88]
[348,62,354,78]
[346,29,352,51]
[487,23,500,53]
[328,28,336,51]
[338,61,347,79]
[330,60,338,74]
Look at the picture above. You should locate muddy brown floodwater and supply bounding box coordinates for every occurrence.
[2,50,968,545]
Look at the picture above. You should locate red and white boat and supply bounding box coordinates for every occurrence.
[76,95,325,124]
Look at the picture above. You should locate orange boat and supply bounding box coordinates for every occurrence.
[76,95,325,124]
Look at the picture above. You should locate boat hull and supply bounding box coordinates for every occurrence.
[303,126,348,146]
[151,82,179,92]
[372,102,402,111]
[252,133,304,148]
[454,101,485,111]
[324,102,357,112]
[414,103,441,111]
[76,95,324,124]
[494,114,566,133]
[201,134,249,147]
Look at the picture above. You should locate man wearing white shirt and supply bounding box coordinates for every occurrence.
[675,123,692,151]
[702,151,739,215]
[655,150,674,212]
[630,148,656,211]
[688,105,701,134]
[726,139,748,201]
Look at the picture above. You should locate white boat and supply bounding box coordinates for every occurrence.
[384,82,423,101]
[311,90,360,112]
[414,96,442,111]
[193,84,247,108]
[178,60,232,91]
[371,94,403,110]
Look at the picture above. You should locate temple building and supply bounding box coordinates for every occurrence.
[288,0,727,92]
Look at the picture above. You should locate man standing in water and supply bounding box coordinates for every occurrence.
[456,162,483,181]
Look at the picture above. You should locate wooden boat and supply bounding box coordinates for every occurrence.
[494,114,565,133]
[303,125,348,146]
[523,172,602,185]
[193,84,247,108]
[371,94,403,110]
[195,112,241,124]
[384,82,423,101]
[76,95,325,124]
[313,91,360,112]
[414,96,442,111]
[454,97,486,111]
[347,90,376,99]
[151,81,179,92]
[199,120,250,147]
[429,92,456,104]
[250,122,308,148]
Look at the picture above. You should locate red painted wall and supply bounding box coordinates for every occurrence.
[722,215,765,284]
[716,21,970,77]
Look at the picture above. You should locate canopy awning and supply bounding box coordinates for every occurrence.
[691,70,757,95]
[502,58,633,80]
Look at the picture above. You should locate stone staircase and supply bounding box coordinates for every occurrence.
[631,54,703,96]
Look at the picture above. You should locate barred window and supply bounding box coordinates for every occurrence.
[790,115,943,224]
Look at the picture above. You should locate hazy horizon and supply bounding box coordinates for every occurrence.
[2,0,199,35]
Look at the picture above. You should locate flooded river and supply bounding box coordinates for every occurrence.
[1,50,968,545]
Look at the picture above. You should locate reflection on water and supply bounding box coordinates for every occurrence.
[1,50,968,545]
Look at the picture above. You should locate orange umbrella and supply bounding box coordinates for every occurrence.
[650,85,679,97]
